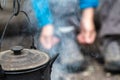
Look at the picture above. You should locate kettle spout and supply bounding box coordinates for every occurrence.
[43,54,59,80]
[49,54,59,67]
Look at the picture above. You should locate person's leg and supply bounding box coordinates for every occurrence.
[58,31,86,73]
[99,0,120,71]
[51,30,86,80]
[102,36,120,71]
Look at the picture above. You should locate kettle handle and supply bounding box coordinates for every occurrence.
[0,65,5,80]
[0,3,36,51]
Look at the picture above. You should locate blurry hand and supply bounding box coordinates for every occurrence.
[39,24,59,49]
[77,8,96,44]
[77,20,96,44]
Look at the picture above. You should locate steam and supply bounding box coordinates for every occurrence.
[22,1,86,80]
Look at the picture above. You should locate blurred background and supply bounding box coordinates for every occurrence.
[1,0,120,80]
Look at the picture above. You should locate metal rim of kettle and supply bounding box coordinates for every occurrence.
[3,64,47,74]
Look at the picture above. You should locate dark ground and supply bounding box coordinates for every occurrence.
[1,35,120,80]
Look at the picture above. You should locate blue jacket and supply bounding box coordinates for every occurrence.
[31,0,99,27]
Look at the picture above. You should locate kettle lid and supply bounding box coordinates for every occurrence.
[0,46,50,71]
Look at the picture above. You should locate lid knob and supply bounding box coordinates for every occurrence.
[11,46,23,55]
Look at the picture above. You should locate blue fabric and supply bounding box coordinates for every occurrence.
[80,0,99,9]
[32,0,99,27]
[31,0,53,27]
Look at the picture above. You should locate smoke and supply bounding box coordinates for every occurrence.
[34,26,87,80]
[22,1,86,80]
[22,0,40,35]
